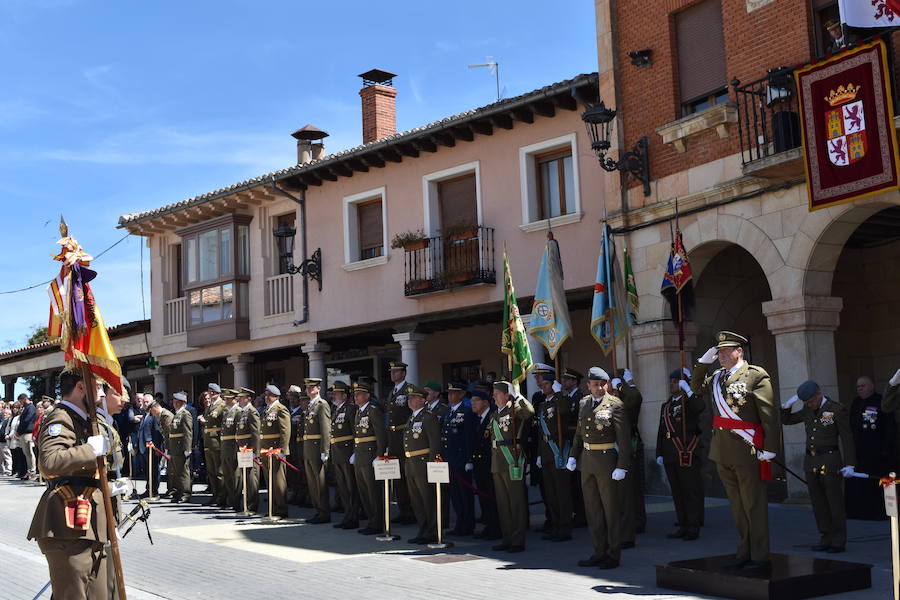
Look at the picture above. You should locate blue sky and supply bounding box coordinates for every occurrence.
[0,0,597,365]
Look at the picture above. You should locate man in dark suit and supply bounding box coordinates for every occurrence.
[470,389,500,540]
[136,393,163,497]
[16,393,37,480]
[443,383,476,536]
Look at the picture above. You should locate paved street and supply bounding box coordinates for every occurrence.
[0,475,895,599]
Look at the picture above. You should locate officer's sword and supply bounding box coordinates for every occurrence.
[741,439,808,486]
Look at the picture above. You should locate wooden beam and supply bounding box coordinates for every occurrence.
[397,143,420,158]
[234,191,264,205]
[159,213,191,227]
[431,132,456,148]
[552,94,577,111]
[299,173,323,186]
[315,167,338,182]
[332,162,354,177]
[221,197,250,210]
[362,154,386,168]
[348,158,370,172]
[490,114,514,130]
[470,120,493,136]
[377,148,403,163]
[533,101,555,118]
[511,108,534,124]
[451,126,474,142]
[412,138,438,153]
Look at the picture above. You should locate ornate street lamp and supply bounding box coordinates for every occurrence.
[581,101,651,196]
[273,224,322,291]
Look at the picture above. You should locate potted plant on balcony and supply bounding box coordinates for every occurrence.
[408,278,432,292]
[391,229,429,252]
[442,267,477,285]
[440,220,479,242]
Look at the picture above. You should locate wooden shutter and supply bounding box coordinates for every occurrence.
[357,199,383,256]
[438,173,477,228]
[676,0,727,103]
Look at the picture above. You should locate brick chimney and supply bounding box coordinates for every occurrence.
[291,124,328,165]
[358,69,397,144]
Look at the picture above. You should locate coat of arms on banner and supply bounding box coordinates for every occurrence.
[825,84,866,166]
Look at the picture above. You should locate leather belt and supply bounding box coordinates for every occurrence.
[331,435,353,443]
[303,434,322,440]
[260,434,281,439]
[47,476,101,490]
[355,436,376,444]
[405,448,429,458]
[390,424,406,432]
[169,433,185,438]
[205,428,221,434]
[584,442,616,451]
[806,446,839,456]
[220,435,236,441]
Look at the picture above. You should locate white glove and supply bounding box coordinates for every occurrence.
[349,453,356,465]
[890,368,900,387]
[781,394,799,409]
[126,441,134,454]
[678,380,692,395]
[565,457,576,471]
[535,456,542,469]
[840,466,856,478]
[320,453,328,462]
[683,367,692,378]
[87,435,109,457]
[623,368,634,383]
[610,378,622,390]
[465,463,473,472]
[757,450,776,461]
[611,468,627,481]
[110,478,133,497]
[552,381,562,393]
[656,456,664,467]
[184,450,191,457]
[372,458,380,466]
[699,346,718,364]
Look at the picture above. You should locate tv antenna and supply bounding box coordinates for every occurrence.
[468,56,500,101]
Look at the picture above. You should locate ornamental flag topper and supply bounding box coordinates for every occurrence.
[48,216,125,396]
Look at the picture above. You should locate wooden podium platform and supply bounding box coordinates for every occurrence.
[656,553,872,600]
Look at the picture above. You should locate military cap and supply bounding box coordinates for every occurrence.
[221,388,238,399]
[41,395,55,403]
[471,389,490,400]
[825,19,841,30]
[797,380,820,402]
[353,381,373,394]
[447,382,466,392]
[238,387,255,397]
[208,383,222,393]
[587,367,610,381]
[716,331,748,348]
[330,381,350,392]
[173,391,187,402]
[265,384,281,396]
[493,381,513,394]
[539,371,556,383]
[561,368,583,381]
[287,384,303,394]
[532,362,555,375]
[298,393,310,401]
[389,361,408,371]
[304,377,323,386]
[406,385,426,398]
[424,381,442,392]
[474,379,492,391]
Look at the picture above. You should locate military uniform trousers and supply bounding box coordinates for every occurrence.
[448,465,475,533]
[287,448,307,503]
[539,445,574,538]
[220,442,239,508]
[169,450,191,498]
[38,538,107,600]
[581,449,625,562]
[407,459,437,540]
[805,456,847,548]
[388,429,414,520]
[262,453,288,517]
[663,459,704,533]
[622,437,646,543]
[716,461,769,561]
[303,453,330,520]
[236,458,260,512]
[332,454,359,526]
[204,437,223,502]
[493,470,529,548]
[473,465,500,536]
[354,456,384,531]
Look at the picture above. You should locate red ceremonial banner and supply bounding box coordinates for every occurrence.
[795,39,900,211]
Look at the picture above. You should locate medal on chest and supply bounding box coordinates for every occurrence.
[862,406,878,430]
[726,381,749,409]
[499,414,511,433]
[359,415,370,432]
[266,412,276,424]
[819,411,835,426]
[412,421,423,439]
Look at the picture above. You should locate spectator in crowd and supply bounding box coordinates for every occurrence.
[16,393,37,480]
[846,375,897,520]
[0,407,12,475]
[113,390,140,476]
[7,403,24,478]
[137,393,162,497]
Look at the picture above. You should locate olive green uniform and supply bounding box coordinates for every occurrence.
[166,407,193,499]
[303,395,332,521]
[98,413,124,600]
[692,360,778,562]
[403,407,442,541]
[28,402,111,600]
[354,401,388,531]
[260,401,292,517]
[782,397,856,548]
[656,391,705,536]
[537,391,574,539]
[618,384,646,543]
[203,398,226,503]
[234,405,260,511]
[331,400,359,528]
[220,404,241,508]
[386,383,414,522]
[489,397,534,549]
[288,404,307,504]
[883,384,900,413]
[570,393,632,563]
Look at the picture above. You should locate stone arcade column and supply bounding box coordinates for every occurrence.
[150,367,171,400]
[762,295,843,499]
[227,354,255,390]
[392,332,426,385]
[300,344,330,381]
[2,376,16,401]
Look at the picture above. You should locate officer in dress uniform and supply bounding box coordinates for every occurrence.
[656,369,705,541]
[302,378,332,524]
[386,362,416,525]
[352,381,388,535]
[28,371,115,600]
[259,385,292,518]
[330,381,359,530]
[535,372,574,542]
[782,380,857,553]
[218,389,241,510]
[403,385,443,544]
[691,331,779,569]
[615,368,646,548]
[883,368,900,413]
[234,388,260,512]
[167,392,193,503]
[443,382,476,536]
[286,385,309,507]
[568,367,631,570]
[489,381,534,553]
[561,368,586,527]
[470,390,501,540]
[424,381,450,528]
[529,367,552,534]
[199,383,225,506]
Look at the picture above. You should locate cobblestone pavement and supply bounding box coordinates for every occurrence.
[0,475,894,599]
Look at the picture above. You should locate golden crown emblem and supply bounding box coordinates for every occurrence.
[824,83,861,107]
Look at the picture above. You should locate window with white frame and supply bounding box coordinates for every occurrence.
[519,133,581,227]
[343,187,388,269]
[422,161,481,236]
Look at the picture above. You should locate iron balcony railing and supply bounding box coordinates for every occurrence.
[732,66,802,166]
[403,226,496,297]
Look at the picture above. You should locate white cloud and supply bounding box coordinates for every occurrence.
[0,99,46,127]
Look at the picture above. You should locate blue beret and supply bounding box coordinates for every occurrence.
[471,390,489,400]
[588,367,609,381]
[208,383,222,393]
[797,380,819,402]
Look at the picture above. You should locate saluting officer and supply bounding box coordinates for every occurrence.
[330,381,359,530]
[883,368,900,412]
[782,380,856,553]
[352,381,388,535]
[167,392,193,503]
[691,331,779,569]
[443,382,476,536]
[199,383,225,506]
[489,380,534,553]
[386,362,416,525]
[218,389,241,510]
[470,390,501,540]
[234,388,260,512]
[259,385,292,518]
[403,385,443,544]
[616,368,646,548]
[303,378,332,524]
[568,367,631,570]
[536,371,574,542]
[656,369,705,541]
[424,381,450,527]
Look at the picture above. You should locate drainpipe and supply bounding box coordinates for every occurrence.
[270,178,310,326]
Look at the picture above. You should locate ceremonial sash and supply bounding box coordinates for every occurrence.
[662,397,699,467]
[491,419,525,480]
[538,413,569,469]
[712,370,772,480]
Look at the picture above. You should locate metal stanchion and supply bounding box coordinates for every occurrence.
[887,472,900,600]
[427,462,452,550]
[146,443,159,502]
[377,479,400,542]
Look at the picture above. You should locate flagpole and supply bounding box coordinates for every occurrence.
[555,354,564,458]
[677,285,688,450]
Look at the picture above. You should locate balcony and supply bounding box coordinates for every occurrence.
[403,226,496,297]
[265,273,294,316]
[164,297,186,335]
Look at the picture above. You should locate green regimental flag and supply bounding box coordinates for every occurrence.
[623,246,639,326]
[501,250,533,390]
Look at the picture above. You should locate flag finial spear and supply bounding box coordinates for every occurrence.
[59,215,68,238]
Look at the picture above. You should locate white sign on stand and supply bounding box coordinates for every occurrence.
[237,450,255,468]
[885,482,898,518]
[427,461,450,484]
[374,458,401,481]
